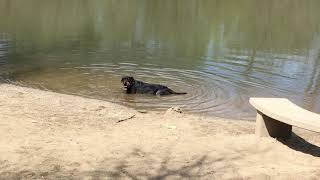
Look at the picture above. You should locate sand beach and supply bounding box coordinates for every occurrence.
[0,84,320,179]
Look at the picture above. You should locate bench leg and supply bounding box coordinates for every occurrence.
[255,111,292,139]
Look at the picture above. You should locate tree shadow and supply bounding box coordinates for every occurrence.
[0,141,307,179]
[278,132,320,157]
[0,148,219,180]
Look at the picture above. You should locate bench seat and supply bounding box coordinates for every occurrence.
[249,98,320,139]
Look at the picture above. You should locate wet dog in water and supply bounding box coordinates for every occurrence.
[121,76,187,96]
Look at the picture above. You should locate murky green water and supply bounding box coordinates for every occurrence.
[1,0,320,119]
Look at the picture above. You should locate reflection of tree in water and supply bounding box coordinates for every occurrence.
[303,34,320,111]
[0,39,8,65]
[1,0,320,55]
[243,49,256,75]
[0,39,11,81]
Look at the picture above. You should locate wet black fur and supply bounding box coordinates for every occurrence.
[121,76,187,96]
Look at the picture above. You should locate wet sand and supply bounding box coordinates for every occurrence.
[0,84,319,179]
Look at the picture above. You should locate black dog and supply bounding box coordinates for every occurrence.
[121,76,187,96]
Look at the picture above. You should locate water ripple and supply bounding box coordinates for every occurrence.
[68,62,252,119]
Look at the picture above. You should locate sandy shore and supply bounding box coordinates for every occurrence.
[0,84,320,179]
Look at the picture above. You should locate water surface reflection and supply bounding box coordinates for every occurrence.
[1,0,320,119]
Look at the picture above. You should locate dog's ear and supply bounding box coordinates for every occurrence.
[128,77,135,81]
[121,76,129,80]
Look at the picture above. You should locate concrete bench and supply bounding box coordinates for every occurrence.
[249,98,320,139]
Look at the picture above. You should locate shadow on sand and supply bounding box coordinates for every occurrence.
[0,148,218,180]
[279,132,320,157]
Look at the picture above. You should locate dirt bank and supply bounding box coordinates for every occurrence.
[0,84,319,179]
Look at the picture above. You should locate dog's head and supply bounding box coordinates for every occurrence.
[121,76,135,89]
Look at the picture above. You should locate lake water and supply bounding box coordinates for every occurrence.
[1,0,320,119]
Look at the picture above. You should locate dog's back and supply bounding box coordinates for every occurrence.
[121,76,187,95]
